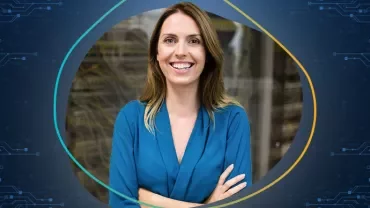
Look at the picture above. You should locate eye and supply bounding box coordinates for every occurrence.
[164,38,176,44]
[189,38,201,44]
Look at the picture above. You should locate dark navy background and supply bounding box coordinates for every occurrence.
[1,0,369,207]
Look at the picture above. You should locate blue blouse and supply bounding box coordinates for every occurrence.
[109,100,252,207]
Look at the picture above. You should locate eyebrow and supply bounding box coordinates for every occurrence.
[161,33,201,37]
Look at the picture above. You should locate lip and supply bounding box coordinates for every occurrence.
[169,61,194,65]
[169,62,195,74]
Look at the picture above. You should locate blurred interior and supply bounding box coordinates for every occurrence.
[65,9,303,203]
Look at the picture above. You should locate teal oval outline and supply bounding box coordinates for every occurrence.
[52,0,159,207]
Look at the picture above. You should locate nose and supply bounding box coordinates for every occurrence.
[175,41,187,58]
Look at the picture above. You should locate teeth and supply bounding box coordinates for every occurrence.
[171,63,192,69]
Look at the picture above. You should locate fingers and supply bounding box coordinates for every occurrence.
[218,164,234,186]
[221,174,245,192]
[224,182,247,198]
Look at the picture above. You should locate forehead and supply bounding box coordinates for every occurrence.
[160,12,200,35]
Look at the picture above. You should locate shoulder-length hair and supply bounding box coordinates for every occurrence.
[139,2,241,133]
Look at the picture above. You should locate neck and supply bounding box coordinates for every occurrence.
[165,82,200,117]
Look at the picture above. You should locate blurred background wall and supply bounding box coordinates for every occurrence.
[65,9,303,203]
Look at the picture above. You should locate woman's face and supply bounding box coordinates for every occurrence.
[157,12,206,87]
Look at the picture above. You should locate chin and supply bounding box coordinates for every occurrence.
[167,77,199,87]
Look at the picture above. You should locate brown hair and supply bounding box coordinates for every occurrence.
[139,2,241,133]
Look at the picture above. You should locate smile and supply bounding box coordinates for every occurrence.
[170,62,195,70]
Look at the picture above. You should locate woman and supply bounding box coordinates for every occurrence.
[109,2,252,207]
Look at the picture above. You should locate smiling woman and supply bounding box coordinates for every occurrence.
[156,12,206,86]
[65,0,303,207]
[108,2,252,207]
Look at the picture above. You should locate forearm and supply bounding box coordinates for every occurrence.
[138,188,203,208]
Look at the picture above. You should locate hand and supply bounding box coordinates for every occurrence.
[205,164,247,204]
[138,188,203,208]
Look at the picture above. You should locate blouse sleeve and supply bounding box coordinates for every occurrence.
[109,108,140,208]
[224,107,253,187]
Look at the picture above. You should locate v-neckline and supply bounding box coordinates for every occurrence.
[154,100,210,198]
[163,101,202,167]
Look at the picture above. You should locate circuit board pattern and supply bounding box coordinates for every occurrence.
[0,141,39,156]
[306,164,370,207]
[309,141,370,207]
[331,142,370,156]
[333,52,370,67]
[0,0,63,23]
[0,166,64,208]
[0,38,38,68]
[306,184,370,208]
[0,139,62,208]
[0,52,38,68]
[308,0,370,24]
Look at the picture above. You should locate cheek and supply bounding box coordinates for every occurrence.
[157,46,172,61]
[194,49,206,66]
[157,49,169,75]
